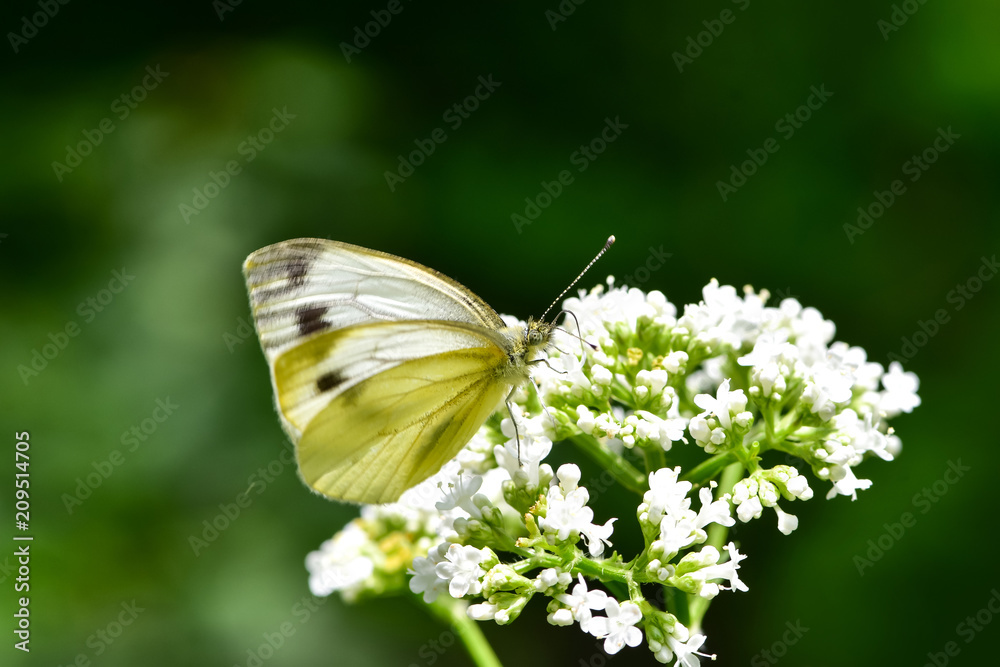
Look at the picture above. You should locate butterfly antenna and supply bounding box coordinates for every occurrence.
[540,235,616,322]
[553,314,593,375]
[554,310,596,355]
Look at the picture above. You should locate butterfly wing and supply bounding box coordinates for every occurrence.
[243,238,506,364]
[273,320,513,504]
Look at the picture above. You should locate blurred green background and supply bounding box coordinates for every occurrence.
[2,1,999,665]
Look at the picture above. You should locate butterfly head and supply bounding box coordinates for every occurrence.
[523,317,554,359]
[521,236,614,369]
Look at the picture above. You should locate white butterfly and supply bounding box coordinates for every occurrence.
[243,237,613,504]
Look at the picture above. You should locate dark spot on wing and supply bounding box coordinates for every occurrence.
[296,306,328,336]
[316,370,344,393]
[286,260,309,287]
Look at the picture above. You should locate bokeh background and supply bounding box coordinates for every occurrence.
[3,1,999,665]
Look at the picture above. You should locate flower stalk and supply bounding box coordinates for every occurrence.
[425,595,503,667]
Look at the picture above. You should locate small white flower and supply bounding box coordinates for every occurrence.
[665,632,710,667]
[435,473,485,519]
[580,519,616,557]
[737,335,782,367]
[679,279,766,349]
[588,598,644,654]
[801,365,854,421]
[655,517,699,560]
[784,472,814,500]
[434,544,490,598]
[693,379,747,430]
[468,601,499,621]
[408,543,450,603]
[774,505,799,535]
[547,607,574,626]
[636,368,670,397]
[824,465,873,500]
[688,416,711,446]
[534,567,571,592]
[886,433,903,458]
[879,361,921,417]
[832,409,894,462]
[541,480,616,557]
[306,522,376,601]
[737,334,799,398]
[736,495,763,523]
[494,413,552,488]
[643,467,691,525]
[594,412,622,438]
[789,305,836,363]
[542,491,590,543]
[635,409,688,451]
[680,543,748,599]
[696,485,735,529]
[752,361,788,399]
[555,463,581,492]
[731,477,767,523]
[554,574,608,631]
[662,350,688,374]
[645,558,673,582]
[592,364,614,386]
[391,459,460,519]
[758,479,779,506]
[563,280,668,336]
[576,405,596,433]
[591,348,616,368]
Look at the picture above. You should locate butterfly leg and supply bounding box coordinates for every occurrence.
[528,358,566,374]
[504,386,522,466]
[526,360,560,430]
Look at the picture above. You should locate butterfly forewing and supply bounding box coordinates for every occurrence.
[243,239,505,363]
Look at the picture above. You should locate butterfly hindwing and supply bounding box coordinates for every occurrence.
[298,349,509,504]
[272,320,515,504]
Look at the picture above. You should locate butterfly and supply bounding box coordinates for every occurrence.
[243,236,614,504]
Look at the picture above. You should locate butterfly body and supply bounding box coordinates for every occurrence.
[243,239,553,504]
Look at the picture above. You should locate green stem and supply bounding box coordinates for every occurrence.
[708,462,743,553]
[687,461,744,631]
[753,404,807,455]
[642,443,666,475]
[573,554,631,583]
[424,595,503,667]
[663,583,690,627]
[681,450,737,486]
[530,552,631,600]
[568,434,647,494]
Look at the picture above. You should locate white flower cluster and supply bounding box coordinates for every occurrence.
[303,278,920,666]
[639,467,740,589]
[549,278,919,503]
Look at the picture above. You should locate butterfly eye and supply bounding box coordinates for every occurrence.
[527,329,542,346]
